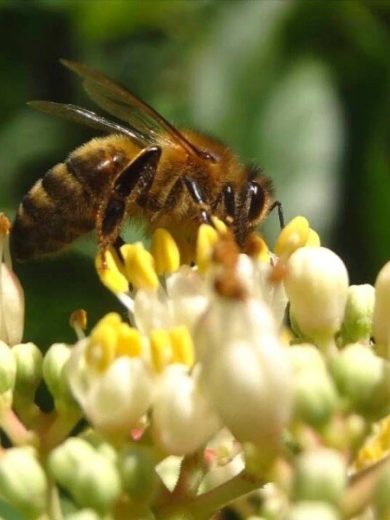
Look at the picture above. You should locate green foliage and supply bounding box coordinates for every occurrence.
[1,0,389,348]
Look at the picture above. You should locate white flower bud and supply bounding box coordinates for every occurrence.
[118,445,158,501]
[152,364,220,455]
[340,284,375,344]
[288,345,338,426]
[329,343,390,419]
[374,260,390,355]
[196,298,291,452]
[284,502,340,520]
[293,448,347,504]
[0,447,47,518]
[0,263,24,346]
[0,340,16,396]
[285,247,349,346]
[12,343,42,400]
[67,341,154,435]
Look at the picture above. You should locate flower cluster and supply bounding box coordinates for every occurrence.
[1,211,390,519]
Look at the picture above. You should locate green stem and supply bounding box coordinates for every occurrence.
[172,450,208,499]
[47,480,64,520]
[41,409,82,452]
[157,470,265,520]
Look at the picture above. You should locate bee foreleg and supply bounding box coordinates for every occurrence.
[182,177,214,226]
[222,184,236,223]
[269,200,285,229]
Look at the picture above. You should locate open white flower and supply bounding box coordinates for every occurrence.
[0,214,24,346]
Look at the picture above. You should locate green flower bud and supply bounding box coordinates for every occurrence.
[49,437,121,513]
[288,345,339,426]
[0,341,16,395]
[330,343,390,419]
[374,463,390,517]
[118,445,158,501]
[80,430,117,464]
[293,448,347,504]
[339,284,375,344]
[284,502,340,520]
[12,343,42,397]
[70,455,122,513]
[64,510,100,520]
[42,343,76,409]
[0,447,47,518]
[48,438,96,488]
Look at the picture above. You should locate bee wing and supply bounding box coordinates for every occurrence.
[28,101,147,146]
[61,59,205,158]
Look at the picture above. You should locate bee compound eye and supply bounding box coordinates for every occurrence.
[248,182,265,221]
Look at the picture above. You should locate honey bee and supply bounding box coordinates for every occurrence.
[11,60,283,262]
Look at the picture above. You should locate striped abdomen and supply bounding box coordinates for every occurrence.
[11,135,135,260]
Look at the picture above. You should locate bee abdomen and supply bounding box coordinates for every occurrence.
[11,163,95,260]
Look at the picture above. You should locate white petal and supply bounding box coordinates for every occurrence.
[152,364,220,456]
[0,264,24,346]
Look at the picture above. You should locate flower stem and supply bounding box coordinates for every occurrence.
[157,470,264,520]
[0,407,36,446]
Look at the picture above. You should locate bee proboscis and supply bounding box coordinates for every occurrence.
[11,60,282,262]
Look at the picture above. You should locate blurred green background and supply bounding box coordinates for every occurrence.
[1,0,390,351]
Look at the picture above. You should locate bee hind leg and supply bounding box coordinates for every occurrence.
[96,146,162,256]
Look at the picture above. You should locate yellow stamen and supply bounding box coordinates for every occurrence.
[69,309,88,340]
[355,416,390,469]
[116,323,142,357]
[95,248,129,294]
[274,216,310,259]
[248,235,270,263]
[86,313,121,371]
[196,224,219,274]
[150,329,172,372]
[151,228,180,275]
[306,228,321,247]
[69,309,87,331]
[211,216,228,234]
[0,214,10,237]
[121,243,159,290]
[169,325,195,367]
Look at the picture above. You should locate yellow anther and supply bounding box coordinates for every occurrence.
[86,315,120,371]
[69,309,88,331]
[95,247,129,294]
[121,243,159,290]
[196,224,219,274]
[306,228,321,247]
[151,228,180,275]
[274,216,310,259]
[169,325,195,367]
[211,216,227,234]
[116,323,142,357]
[0,213,10,237]
[247,235,270,263]
[355,416,390,469]
[150,329,172,372]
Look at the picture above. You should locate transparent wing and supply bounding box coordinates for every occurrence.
[28,101,147,146]
[61,59,205,158]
